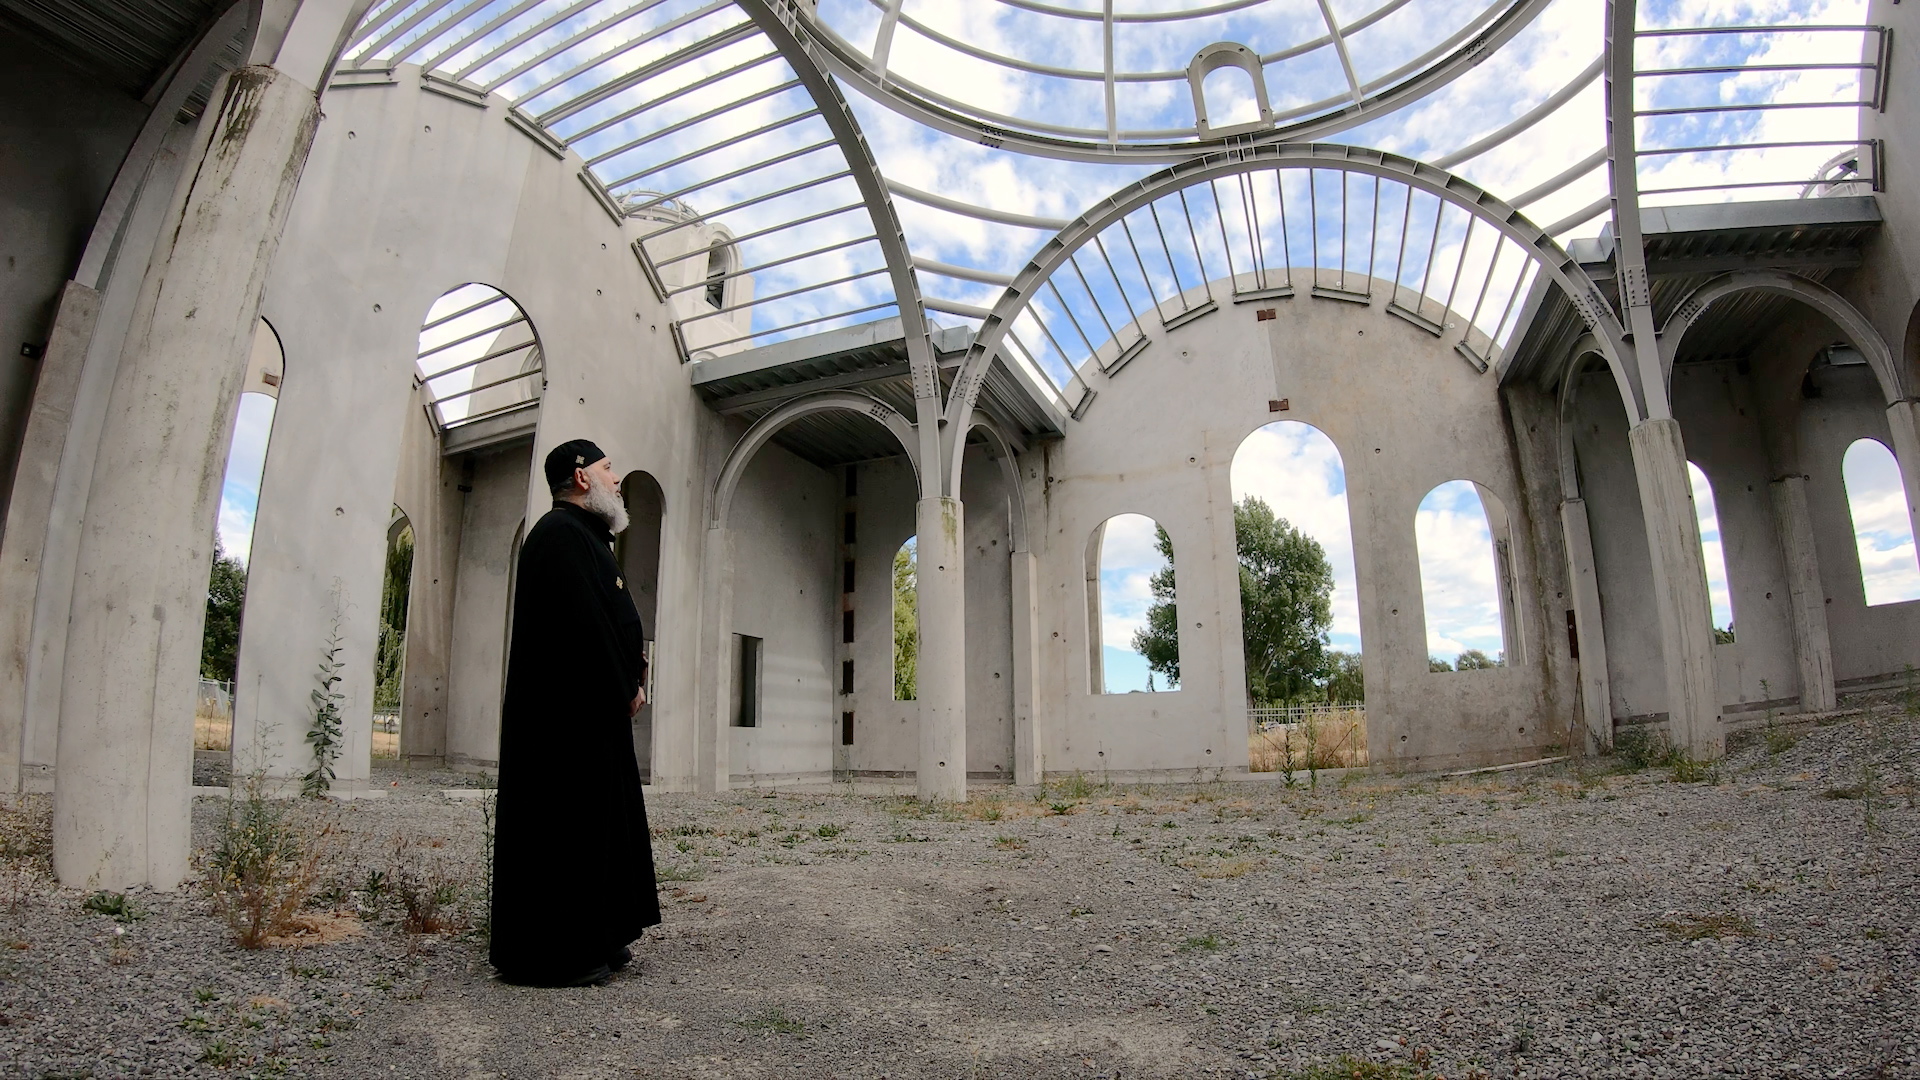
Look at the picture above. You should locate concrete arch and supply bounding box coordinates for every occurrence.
[1660,270,1902,403]
[967,416,1029,554]
[943,144,1636,496]
[708,391,919,530]
[1555,333,1607,500]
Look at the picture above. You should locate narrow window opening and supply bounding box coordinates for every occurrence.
[731,633,762,727]
[841,658,854,695]
[843,512,857,544]
[843,559,856,593]
[841,711,855,746]
[704,242,728,310]
[1416,480,1510,672]
[893,537,917,700]
[842,609,855,643]
[844,466,858,497]
[1842,437,1920,605]
[1686,462,1736,641]
[1087,514,1178,694]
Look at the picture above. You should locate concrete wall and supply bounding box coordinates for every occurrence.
[1026,278,1561,778]
[443,445,531,770]
[847,446,1016,781]
[0,36,145,529]
[725,443,836,784]
[227,68,727,791]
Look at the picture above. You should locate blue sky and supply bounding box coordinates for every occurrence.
[216,394,277,565]
[1842,439,1920,606]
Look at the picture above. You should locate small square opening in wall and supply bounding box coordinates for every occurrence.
[731,633,762,728]
[843,609,855,643]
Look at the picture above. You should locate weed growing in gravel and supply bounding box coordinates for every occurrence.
[993,835,1026,850]
[736,1006,806,1035]
[81,890,143,922]
[1612,727,1683,771]
[1177,934,1223,952]
[207,774,332,948]
[656,863,706,882]
[1269,1055,1447,1079]
[814,823,845,839]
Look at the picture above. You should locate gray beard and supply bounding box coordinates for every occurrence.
[582,472,629,535]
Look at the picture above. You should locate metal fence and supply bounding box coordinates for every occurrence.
[373,712,399,735]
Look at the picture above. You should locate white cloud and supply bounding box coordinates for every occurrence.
[1230,420,1362,653]
[1687,461,1736,631]
[1414,480,1505,661]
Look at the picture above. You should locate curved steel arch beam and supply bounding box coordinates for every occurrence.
[1660,271,1901,404]
[1602,0,1668,422]
[802,0,1556,166]
[708,392,919,529]
[736,0,949,496]
[941,143,1638,494]
[966,415,1030,553]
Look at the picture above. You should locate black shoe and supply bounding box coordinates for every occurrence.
[608,946,633,971]
[560,963,612,988]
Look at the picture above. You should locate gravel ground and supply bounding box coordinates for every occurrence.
[1,695,1915,1080]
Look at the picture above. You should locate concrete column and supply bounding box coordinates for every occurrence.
[52,68,320,889]
[914,496,967,801]
[1009,549,1042,786]
[1768,475,1837,712]
[1884,400,1920,554]
[1626,418,1723,760]
[1559,498,1612,754]
[693,525,734,792]
[0,282,100,792]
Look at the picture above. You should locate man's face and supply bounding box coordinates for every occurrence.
[576,457,619,497]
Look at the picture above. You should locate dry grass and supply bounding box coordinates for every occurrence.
[194,707,231,752]
[372,730,399,759]
[1249,708,1368,772]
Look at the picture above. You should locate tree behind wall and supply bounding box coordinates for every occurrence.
[201,537,247,682]
[1132,499,1336,704]
[893,540,917,701]
[373,525,414,710]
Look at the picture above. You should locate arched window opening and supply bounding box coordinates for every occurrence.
[616,470,666,780]
[1200,66,1261,130]
[1416,481,1510,672]
[892,537,917,701]
[417,284,541,433]
[704,241,729,310]
[1687,463,1736,640]
[1842,438,1920,605]
[1087,514,1179,694]
[198,319,284,757]
[372,511,413,760]
[1231,420,1365,770]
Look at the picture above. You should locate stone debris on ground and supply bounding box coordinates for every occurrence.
[0,695,1913,1079]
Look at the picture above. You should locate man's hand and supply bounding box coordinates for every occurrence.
[630,686,647,717]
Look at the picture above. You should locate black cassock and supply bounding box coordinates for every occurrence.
[489,501,660,984]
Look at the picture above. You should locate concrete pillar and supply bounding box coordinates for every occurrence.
[0,282,100,792]
[1009,549,1042,786]
[1768,475,1837,712]
[1559,498,1612,754]
[1884,400,1920,555]
[1626,418,1723,760]
[914,496,967,801]
[693,525,734,792]
[52,68,320,889]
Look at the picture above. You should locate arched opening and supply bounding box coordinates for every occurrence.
[1200,65,1261,130]
[892,536,916,701]
[198,318,284,767]
[1086,514,1179,694]
[614,470,666,780]
[372,510,413,761]
[1842,438,1920,606]
[1415,481,1510,672]
[416,284,542,433]
[1686,463,1737,640]
[704,241,730,310]
[1231,420,1365,770]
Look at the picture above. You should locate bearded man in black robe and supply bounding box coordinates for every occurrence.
[489,439,660,987]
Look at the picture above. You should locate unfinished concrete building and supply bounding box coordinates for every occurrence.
[2,0,1916,889]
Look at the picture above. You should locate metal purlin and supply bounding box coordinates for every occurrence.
[940,143,1635,495]
[734,0,952,497]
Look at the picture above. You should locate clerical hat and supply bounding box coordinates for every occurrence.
[543,439,607,490]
